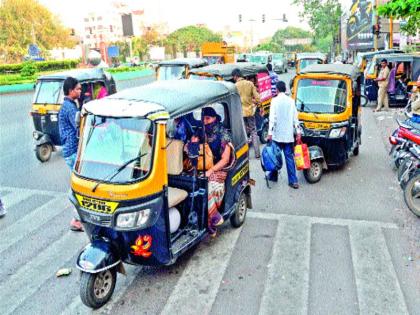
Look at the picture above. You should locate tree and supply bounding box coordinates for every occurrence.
[292,0,342,53]
[166,26,222,57]
[378,0,420,36]
[271,26,313,52]
[0,0,76,62]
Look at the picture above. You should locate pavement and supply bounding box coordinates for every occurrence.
[0,71,419,315]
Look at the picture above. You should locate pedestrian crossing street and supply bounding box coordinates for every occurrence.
[0,186,410,315]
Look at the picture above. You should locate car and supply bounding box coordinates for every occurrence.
[272,53,287,73]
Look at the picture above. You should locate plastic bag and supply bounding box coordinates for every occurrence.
[294,141,310,170]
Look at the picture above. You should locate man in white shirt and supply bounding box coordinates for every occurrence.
[267,81,300,189]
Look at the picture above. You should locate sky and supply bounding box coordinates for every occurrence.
[38,0,352,40]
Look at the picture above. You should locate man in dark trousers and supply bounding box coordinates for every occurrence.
[59,77,83,231]
[267,81,300,189]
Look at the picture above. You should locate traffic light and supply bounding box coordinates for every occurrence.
[262,14,266,23]
[239,14,242,23]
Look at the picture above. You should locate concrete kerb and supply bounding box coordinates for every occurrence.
[0,69,155,95]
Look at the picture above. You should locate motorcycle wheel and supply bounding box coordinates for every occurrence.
[80,268,117,309]
[403,173,420,217]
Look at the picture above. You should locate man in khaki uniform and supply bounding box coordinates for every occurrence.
[232,68,261,158]
[374,59,390,112]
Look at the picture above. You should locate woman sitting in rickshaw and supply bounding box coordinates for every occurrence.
[186,107,235,237]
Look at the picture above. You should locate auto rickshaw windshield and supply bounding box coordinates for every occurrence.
[188,74,218,81]
[158,65,185,80]
[300,59,322,70]
[34,80,63,104]
[296,79,347,114]
[75,116,154,183]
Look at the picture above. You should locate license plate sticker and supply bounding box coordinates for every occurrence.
[75,194,119,214]
[304,122,330,130]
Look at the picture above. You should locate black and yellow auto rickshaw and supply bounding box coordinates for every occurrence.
[31,68,116,162]
[295,52,326,74]
[188,62,273,143]
[70,80,252,308]
[292,64,367,183]
[156,58,208,80]
[365,53,419,106]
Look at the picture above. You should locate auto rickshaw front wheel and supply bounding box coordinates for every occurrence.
[230,193,247,227]
[80,268,117,309]
[303,160,323,184]
[35,143,53,162]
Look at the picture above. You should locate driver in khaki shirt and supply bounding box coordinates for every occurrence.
[232,68,261,158]
[374,58,390,112]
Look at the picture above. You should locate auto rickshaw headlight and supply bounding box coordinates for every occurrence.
[329,127,347,138]
[116,209,151,228]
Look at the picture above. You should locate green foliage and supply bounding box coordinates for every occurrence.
[0,73,36,85]
[292,0,342,38]
[378,0,420,36]
[20,62,37,77]
[254,41,281,52]
[107,66,147,73]
[165,26,222,56]
[0,0,76,62]
[0,60,79,74]
[271,26,313,52]
[313,35,333,53]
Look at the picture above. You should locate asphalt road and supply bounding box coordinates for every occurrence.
[0,71,419,315]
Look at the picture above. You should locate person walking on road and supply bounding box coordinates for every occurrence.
[266,63,279,97]
[59,77,84,232]
[232,68,261,158]
[267,81,300,189]
[374,58,390,112]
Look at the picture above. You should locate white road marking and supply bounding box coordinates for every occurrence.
[0,231,88,315]
[259,217,311,315]
[160,227,242,315]
[0,185,67,198]
[349,225,409,315]
[0,189,33,209]
[0,196,70,253]
[248,211,399,229]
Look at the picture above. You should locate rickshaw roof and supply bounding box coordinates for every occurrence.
[361,49,404,60]
[83,80,237,119]
[189,62,267,80]
[37,68,109,81]
[296,52,326,60]
[299,64,359,79]
[158,58,208,68]
[372,53,420,63]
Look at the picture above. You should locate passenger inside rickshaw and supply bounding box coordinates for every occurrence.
[166,104,235,237]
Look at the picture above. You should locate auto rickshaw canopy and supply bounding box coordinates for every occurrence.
[299,64,360,80]
[189,62,268,81]
[371,53,420,81]
[296,52,326,61]
[158,58,208,68]
[37,68,112,83]
[83,80,238,119]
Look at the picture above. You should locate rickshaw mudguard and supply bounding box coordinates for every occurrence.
[34,134,54,148]
[76,240,121,274]
[308,146,328,169]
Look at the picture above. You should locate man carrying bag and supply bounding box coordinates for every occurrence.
[267,81,300,189]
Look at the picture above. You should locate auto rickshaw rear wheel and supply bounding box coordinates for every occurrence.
[80,268,117,309]
[35,143,52,162]
[230,193,247,227]
[303,160,323,184]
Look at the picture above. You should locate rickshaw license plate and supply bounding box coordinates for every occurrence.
[38,107,47,115]
[304,122,330,130]
[75,194,119,214]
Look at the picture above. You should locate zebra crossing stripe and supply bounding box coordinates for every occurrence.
[0,231,88,315]
[259,217,311,315]
[0,189,33,209]
[160,227,242,315]
[0,197,70,253]
[349,225,409,315]
[0,186,67,198]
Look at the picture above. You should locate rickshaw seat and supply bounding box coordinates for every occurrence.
[168,187,188,208]
[166,139,184,175]
[166,139,188,207]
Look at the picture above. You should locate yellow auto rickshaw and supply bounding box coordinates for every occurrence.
[292,64,367,183]
[295,52,326,74]
[70,80,252,308]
